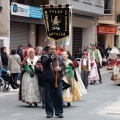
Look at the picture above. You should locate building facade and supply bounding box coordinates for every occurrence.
[0,0,10,52]
[0,0,104,55]
[58,0,104,55]
[98,0,120,49]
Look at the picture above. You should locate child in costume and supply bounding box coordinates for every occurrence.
[79,51,91,89]
[88,56,99,84]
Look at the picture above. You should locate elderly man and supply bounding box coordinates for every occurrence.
[41,45,66,118]
[88,44,102,83]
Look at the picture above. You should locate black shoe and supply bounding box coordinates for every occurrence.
[99,80,102,83]
[34,103,38,107]
[90,82,94,85]
[67,103,71,107]
[47,115,53,118]
[55,114,64,118]
[94,81,96,83]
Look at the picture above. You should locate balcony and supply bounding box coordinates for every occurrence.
[58,0,104,17]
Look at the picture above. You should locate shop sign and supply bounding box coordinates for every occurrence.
[11,2,42,19]
[42,7,69,41]
[97,26,116,34]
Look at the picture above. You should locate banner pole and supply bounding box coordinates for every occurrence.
[54,0,59,88]
[54,41,59,88]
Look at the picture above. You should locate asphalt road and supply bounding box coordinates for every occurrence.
[0,69,120,120]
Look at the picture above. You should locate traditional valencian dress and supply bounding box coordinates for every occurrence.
[88,59,99,82]
[113,57,120,84]
[20,56,41,104]
[107,46,119,70]
[62,59,81,102]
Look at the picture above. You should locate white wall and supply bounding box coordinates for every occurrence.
[72,16,97,50]
[116,29,120,48]
[0,37,10,53]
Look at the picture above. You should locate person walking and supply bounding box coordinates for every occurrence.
[79,51,91,89]
[1,47,9,70]
[20,48,41,106]
[75,48,82,58]
[41,45,66,118]
[36,46,43,59]
[62,51,81,107]
[88,44,103,83]
[23,43,32,58]
[17,45,24,61]
[105,44,111,60]
[8,49,21,84]
[107,45,119,70]
[112,54,120,85]
[88,56,99,84]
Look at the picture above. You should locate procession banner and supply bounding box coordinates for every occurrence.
[42,7,69,41]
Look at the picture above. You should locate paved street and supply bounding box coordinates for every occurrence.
[0,67,120,120]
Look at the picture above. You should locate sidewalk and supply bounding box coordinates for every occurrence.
[98,99,120,119]
[98,67,120,119]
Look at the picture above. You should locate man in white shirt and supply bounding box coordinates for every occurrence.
[88,44,102,83]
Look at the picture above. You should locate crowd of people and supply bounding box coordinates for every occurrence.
[1,43,119,118]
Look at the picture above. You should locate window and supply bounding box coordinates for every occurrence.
[83,0,90,3]
[117,15,120,23]
[96,0,101,6]
[104,0,112,14]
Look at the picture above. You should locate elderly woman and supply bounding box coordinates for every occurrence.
[20,48,41,106]
[36,46,43,59]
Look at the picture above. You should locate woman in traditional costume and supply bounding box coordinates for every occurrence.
[88,56,99,84]
[112,54,120,85]
[107,46,119,70]
[62,51,81,106]
[66,50,87,96]
[20,48,41,106]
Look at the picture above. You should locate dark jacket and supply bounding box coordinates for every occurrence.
[75,50,82,58]
[41,54,66,82]
[17,49,23,61]
[1,52,8,66]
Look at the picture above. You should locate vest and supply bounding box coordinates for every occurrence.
[90,49,99,62]
[81,58,89,72]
